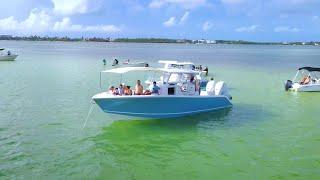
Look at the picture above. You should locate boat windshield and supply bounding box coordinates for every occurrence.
[167,72,196,83]
[167,64,194,70]
[168,73,180,82]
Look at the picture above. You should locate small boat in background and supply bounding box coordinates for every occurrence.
[112,59,149,67]
[285,66,320,92]
[0,48,18,61]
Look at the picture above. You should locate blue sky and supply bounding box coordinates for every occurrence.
[0,0,319,41]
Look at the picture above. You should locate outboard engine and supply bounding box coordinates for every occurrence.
[285,80,293,91]
[205,80,215,95]
[215,81,232,100]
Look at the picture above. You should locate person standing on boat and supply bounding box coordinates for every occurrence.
[112,59,119,66]
[195,79,201,95]
[103,59,106,65]
[186,76,196,95]
[150,81,160,94]
[192,65,196,70]
[203,66,209,76]
[135,80,144,95]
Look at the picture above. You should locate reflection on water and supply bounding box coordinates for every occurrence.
[107,108,232,131]
[88,103,277,179]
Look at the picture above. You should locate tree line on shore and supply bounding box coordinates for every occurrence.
[0,35,319,46]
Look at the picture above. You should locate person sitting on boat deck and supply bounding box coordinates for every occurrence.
[300,75,311,85]
[135,80,144,95]
[108,86,116,94]
[304,76,311,85]
[7,51,11,56]
[124,86,133,95]
[118,84,124,95]
[150,81,160,94]
[143,89,151,95]
[114,88,119,95]
[123,59,129,64]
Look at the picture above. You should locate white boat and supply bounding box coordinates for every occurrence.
[122,62,149,67]
[285,66,320,92]
[0,48,18,61]
[112,59,149,67]
[92,66,232,119]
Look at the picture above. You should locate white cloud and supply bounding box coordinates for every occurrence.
[84,25,121,33]
[149,0,207,9]
[0,16,19,31]
[0,9,121,34]
[202,21,213,31]
[312,15,319,20]
[0,9,51,33]
[274,26,300,32]
[235,25,259,32]
[149,0,166,8]
[179,11,189,24]
[163,17,176,27]
[53,17,81,31]
[53,17,121,33]
[52,0,102,15]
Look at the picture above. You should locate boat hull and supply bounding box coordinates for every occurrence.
[290,83,320,92]
[0,55,18,61]
[93,93,232,118]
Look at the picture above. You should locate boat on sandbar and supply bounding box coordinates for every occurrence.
[285,66,320,92]
[92,65,232,119]
[0,48,18,61]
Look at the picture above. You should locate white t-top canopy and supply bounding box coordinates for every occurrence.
[102,67,199,74]
[102,67,161,74]
[158,60,194,65]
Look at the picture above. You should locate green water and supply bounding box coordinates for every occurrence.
[0,41,320,179]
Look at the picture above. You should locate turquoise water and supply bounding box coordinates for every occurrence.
[0,41,320,179]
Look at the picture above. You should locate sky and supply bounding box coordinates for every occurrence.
[0,0,319,41]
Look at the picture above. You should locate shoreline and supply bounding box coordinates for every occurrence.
[0,35,319,46]
[1,39,319,46]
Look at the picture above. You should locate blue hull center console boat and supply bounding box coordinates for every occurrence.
[92,61,232,119]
